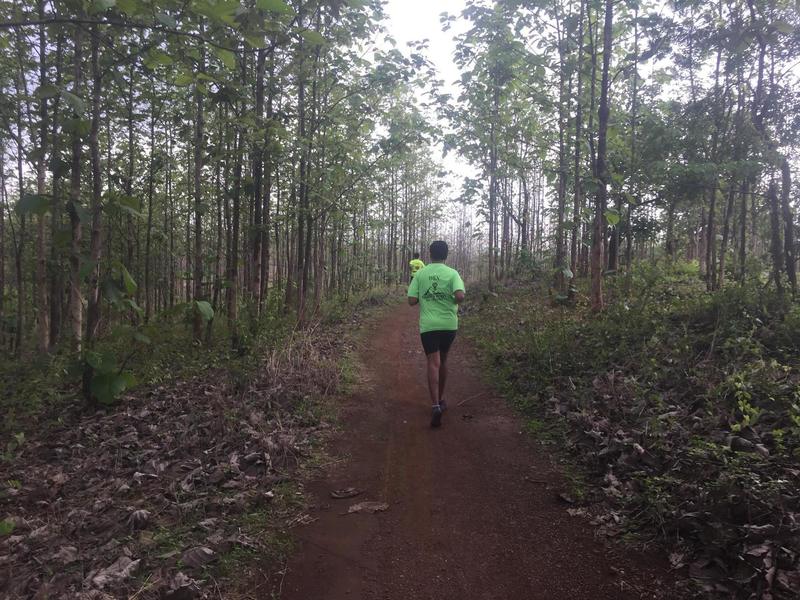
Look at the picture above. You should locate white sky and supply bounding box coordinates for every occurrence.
[383,0,466,95]
[382,0,476,199]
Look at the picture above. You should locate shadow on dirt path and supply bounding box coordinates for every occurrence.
[279,303,678,600]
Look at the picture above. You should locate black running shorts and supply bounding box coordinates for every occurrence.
[420,330,457,355]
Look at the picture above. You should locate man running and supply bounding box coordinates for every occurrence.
[409,252,425,281]
[407,240,465,428]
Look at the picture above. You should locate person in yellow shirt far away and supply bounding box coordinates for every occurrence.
[409,252,425,282]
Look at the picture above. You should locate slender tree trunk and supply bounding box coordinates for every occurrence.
[591,0,613,312]
[34,0,50,352]
[570,0,585,281]
[767,181,784,296]
[83,27,105,399]
[488,88,499,291]
[780,159,796,296]
[67,25,84,350]
[192,34,206,340]
[144,93,157,322]
[228,125,243,346]
[738,181,749,281]
[718,182,736,289]
[48,33,65,348]
[251,49,266,307]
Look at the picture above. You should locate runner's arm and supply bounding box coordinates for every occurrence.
[453,272,466,305]
[408,274,419,306]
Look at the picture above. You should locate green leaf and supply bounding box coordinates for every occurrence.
[118,194,141,213]
[62,90,86,114]
[257,0,294,14]
[107,194,143,218]
[79,258,97,282]
[156,11,177,28]
[90,0,116,13]
[84,350,103,370]
[17,193,50,215]
[134,331,152,344]
[63,118,91,137]
[344,0,368,7]
[73,203,92,224]
[300,30,327,46]
[143,50,174,69]
[194,300,214,322]
[773,19,793,34]
[173,72,194,86]
[215,48,237,70]
[121,264,137,295]
[124,298,144,317]
[604,208,621,226]
[91,372,134,405]
[244,34,265,48]
[0,519,15,537]
[116,0,141,16]
[35,84,60,99]
[194,0,239,24]
[102,277,124,304]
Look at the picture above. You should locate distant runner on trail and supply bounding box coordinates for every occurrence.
[407,240,465,428]
[409,252,425,281]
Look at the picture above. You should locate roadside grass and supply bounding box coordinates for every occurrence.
[463,262,800,597]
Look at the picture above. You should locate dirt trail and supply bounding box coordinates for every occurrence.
[279,304,675,599]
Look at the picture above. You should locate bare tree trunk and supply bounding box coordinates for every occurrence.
[48,32,65,348]
[570,0,585,280]
[781,159,796,296]
[718,182,736,289]
[767,180,784,296]
[192,34,206,341]
[251,48,266,307]
[144,91,157,322]
[34,0,50,352]
[83,27,104,400]
[591,0,613,312]
[67,25,84,350]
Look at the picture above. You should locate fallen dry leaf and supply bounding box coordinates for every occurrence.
[347,501,389,514]
[330,487,362,499]
[89,556,141,588]
[181,546,216,569]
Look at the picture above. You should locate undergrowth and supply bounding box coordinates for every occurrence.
[1,284,396,599]
[0,285,395,444]
[465,261,800,598]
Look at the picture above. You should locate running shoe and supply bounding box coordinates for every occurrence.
[431,404,443,428]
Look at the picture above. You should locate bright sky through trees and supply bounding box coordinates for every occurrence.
[384,0,476,196]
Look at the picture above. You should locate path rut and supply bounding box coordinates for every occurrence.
[279,303,675,599]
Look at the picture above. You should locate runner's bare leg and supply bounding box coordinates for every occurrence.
[439,350,449,404]
[426,351,441,406]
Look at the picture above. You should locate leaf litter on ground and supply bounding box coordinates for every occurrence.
[0,328,349,599]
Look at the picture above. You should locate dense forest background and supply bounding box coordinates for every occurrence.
[2,0,798,367]
[2,0,800,597]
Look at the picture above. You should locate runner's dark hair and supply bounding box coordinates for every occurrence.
[430,240,448,261]
[413,252,420,259]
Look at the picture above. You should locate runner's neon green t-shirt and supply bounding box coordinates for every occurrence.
[407,263,465,333]
[409,258,425,277]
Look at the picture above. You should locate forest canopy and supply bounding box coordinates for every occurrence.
[1,0,798,368]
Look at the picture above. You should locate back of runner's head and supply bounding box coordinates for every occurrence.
[429,240,448,262]
[413,252,420,259]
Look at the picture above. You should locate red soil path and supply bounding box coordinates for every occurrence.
[278,304,678,600]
